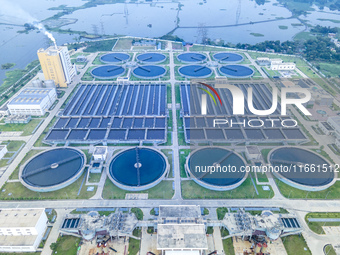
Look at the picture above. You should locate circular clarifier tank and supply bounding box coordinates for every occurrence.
[186,147,247,191]
[132,65,166,79]
[100,53,130,64]
[219,65,254,78]
[177,52,207,63]
[91,65,125,79]
[20,148,85,192]
[178,65,212,78]
[136,53,166,64]
[107,147,169,191]
[268,147,336,191]
[213,52,244,63]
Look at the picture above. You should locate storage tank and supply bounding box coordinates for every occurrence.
[44,80,55,88]
[261,242,268,253]
[255,243,262,254]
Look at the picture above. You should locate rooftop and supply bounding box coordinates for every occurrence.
[157,224,208,250]
[0,208,44,228]
[159,205,201,219]
[93,146,108,155]
[8,87,55,106]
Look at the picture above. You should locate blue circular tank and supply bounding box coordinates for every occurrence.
[132,65,166,79]
[100,53,130,63]
[20,148,85,192]
[187,147,247,190]
[136,53,166,64]
[91,65,125,79]
[178,65,212,78]
[108,147,168,190]
[213,52,243,63]
[219,65,254,78]
[177,53,207,63]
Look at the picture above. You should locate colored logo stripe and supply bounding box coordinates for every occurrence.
[198,82,222,105]
[199,88,216,105]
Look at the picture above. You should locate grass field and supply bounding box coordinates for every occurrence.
[114,38,133,50]
[282,235,312,255]
[83,39,117,52]
[88,173,102,183]
[1,140,25,152]
[102,180,174,199]
[161,149,173,177]
[305,212,340,234]
[181,176,274,199]
[275,179,340,199]
[316,62,340,77]
[128,237,140,255]
[52,235,80,255]
[221,228,235,255]
[0,119,42,136]
[179,149,190,177]
[0,172,96,200]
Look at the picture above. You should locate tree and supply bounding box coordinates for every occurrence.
[50,242,58,251]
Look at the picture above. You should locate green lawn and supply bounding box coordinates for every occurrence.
[282,235,312,255]
[128,237,140,255]
[181,177,274,199]
[131,208,143,220]
[217,207,228,220]
[317,62,340,78]
[0,119,42,136]
[305,212,340,234]
[179,149,190,177]
[1,140,25,151]
[83,39,117,52]
[161,149,173,177]
[256,172,269,182]
[52,235,80,255]
[102,180,174,199]
[113,38,133,50]
[324,245,337,255]
[221,228,235,255]
[88,173,102,183]
[276,179,340,199]
[0,172,97,200]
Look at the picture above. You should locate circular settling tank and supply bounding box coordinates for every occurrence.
[219,65,254,78]
[177,52,207,63]
[107,147,168,191]
[186,147,247,191]
[132,65,166,79]
[178,65,212,78]
[91,65,125,79]
[136,53,166,64]
[20,148,85,192]
[268,147,336,191]
[213,52,244,63]
[100,53,130,64]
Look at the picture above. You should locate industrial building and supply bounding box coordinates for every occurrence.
[37,46,76,87]
[0,208,48,253]
[270,59,296,70]
[0,145,7,161]
[327,116,340,139]
[7,87,57,116]
[157,205,208,255]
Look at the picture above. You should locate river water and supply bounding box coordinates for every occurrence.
[0,0,339,86]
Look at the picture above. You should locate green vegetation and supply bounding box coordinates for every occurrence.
[46,209,57,222]
[34,117,57,147]
[279,25,288,30]
[113,38,133,50]
[69,39,117,52]
[161,149,173,177]
[282,235,311,255]
[206,226,214,234]
[50,235,80,255]
[203,208,209,215]
[275,179,340,199]
[150,208,156,215]
[131,208,143,220]
[221,228,235,255]
[0,172,97,200]
[70,209,115,216]
[256,172,268,182]
[0,119,42,136]
[305,212,340,234]
[250,32,264,37]
[316,62,340,77]
[9,149,42,180]
[102,180,174,199]
[128,237,140,255]
[147,227,155,234]
[217,207,228,220]
[182,177,274,199]
[2,140,25,152]
[324,245,337,255]
[179,149,190,177]
[1,63,15,70]
[88,173,102,183]
[133,227,142,237]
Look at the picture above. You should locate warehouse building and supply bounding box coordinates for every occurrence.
[0,208,48,252]
[8,87,57,116]
[270,59,296,70]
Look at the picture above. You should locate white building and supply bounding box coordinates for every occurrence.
[270,59,296,71]
[8,87,57,116]
[0,145,7,160]
[245,146,262,160]
[0,208,48,253]
[93,146,108,161]
[327,116,340,139]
